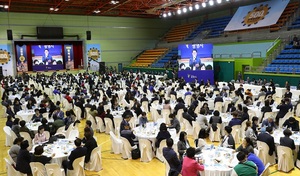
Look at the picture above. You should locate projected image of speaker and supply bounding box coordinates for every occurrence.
[99,62,105,74]
[7,30,13,40]
[86,31,91,40]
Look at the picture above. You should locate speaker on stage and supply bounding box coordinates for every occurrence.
[7,30,13,40]
[86,31,91,40]
[99,62,105,74]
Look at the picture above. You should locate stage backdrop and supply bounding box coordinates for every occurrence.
[178,44,214,83]
[224,0,290,31]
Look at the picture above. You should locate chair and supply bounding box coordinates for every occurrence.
[113,118,123,137]
[73,106,82,121]
[20,132,33,150]
[192,121,201,140]
[296,103,300,117]
[177,109,184,123]
[5,158,26,176]
[68,130,79,140]
[120,137,132,159]
[209,123,221,142]
[196,138,206,148]
[109,131,122,154]
[296,159,300,169]
[67,156,85,176]
[257,141,276,165]
[55,126,66,135]
[182,119,193,135]
[44,131,50,140]
[161,109,171,124]
[95,116,105,133]
[7,149,16,166]
[260,163,270,176]
[150,107,161,122]
[104,118,114,134]
[141,101,149,113]
[184,95,192,107]
[156,139,167,162]
[170,94,176,102]
[277,146,294,172]
[214,102,223,112]
[45,163,65,176]
[139,139,154,162]
[30,162,47,176]
[164,158,170,176]
[85,146,103,172]
[3,126,13,146]
[279,111,293,128]
[231,125,241,144]
[240,121,247,138]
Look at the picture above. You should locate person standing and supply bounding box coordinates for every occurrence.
[163,138,182,176]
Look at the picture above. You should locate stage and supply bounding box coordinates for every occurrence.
[17,68,88,76]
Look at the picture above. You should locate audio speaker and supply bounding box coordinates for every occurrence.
[86,31,91,40]
[7,30,13,40]
[0,66,3,80]
[99,62,105,74]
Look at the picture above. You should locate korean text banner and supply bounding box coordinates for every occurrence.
[224,0,290,31]
[16,45,28,72]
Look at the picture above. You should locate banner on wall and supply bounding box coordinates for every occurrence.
[224,0,290,31]
[86,44,101,62]
[16,45,28,72]
[0,44,14,76]
[0,49,11,65]
[64,45,74,70]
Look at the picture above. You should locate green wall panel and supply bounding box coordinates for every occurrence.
[244,73,300,87]
[213,61,234,82]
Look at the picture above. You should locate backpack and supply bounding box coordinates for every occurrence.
[131,148,140,159]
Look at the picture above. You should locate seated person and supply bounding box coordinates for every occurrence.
[257,127,275,156]
[155,123,171,148]
[31,145,55,165]
[228,111,242,127]
[235,137,254,153]
[120,115,137,148]
[280,128,296,151]
[261,117,277,130]
[168,113,180,133]
[182,108,195,126]
[16,140,32,175]
[241,149,265,176]
[34,126,48,144]
[209,110,222,131]
[82,127,97,163]
[283,117,299,131]
[233,151,258,176]
[19,120,34,139]
[181,147,204,176]
[138,112,148,127]
[62,138,87,174]
[220,126,235,149]
[31,109,43,122]
[9,137,24,163]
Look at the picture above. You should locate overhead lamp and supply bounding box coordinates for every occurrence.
[209,0,214,6]
[195,4,200,10]
[177,9,182,15]
[111,0,119,4]
[163,13,167,18]
[217,0,222,3]
[0,5,3,8]
[54,8,59,11]
[4,5,9,9]
[202,2,206,8]
[168,12,172,16]
[49,7,54,11]
[183,7,187,13]
[189,6,193,11]
[94,9,101,13]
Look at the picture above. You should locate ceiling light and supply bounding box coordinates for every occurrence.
[168,12,172,16]
[202,2,206,8]
[163,13,167,18]
[49,7,54,11]
[177,9,182,15]
[111,0,119,4]
[183,7,187,13]
[217,0,222,3]
[195,4,200,10]
[0,5,3,8]
[4,5,9,9]
[209,0,214,6]
[226,0,230,1]
[54,8,59,11]
[189,6,193,11]
[94,9,101,13]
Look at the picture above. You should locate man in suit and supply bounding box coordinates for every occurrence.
[276,98,293,124]
[280,128,296,150]
[284,88,293,99]
[283,117,299,131]
[214,94,223,104]
[42,49,53,65]
[163,138,182,176]
[257,127,275,156]
[140,94,149,103]
[62,138,87,174]
[82,127,98,163]
[189,49,205,70]
[182,108,195,126]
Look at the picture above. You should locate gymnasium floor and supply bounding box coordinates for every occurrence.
[1,108,300,175]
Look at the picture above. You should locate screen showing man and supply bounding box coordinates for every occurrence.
[42,49,53,65]
[32,45,64,71]
[178,44,214,83]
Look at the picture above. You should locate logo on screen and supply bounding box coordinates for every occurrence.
[242,4,271,26]
[88,47,100,61]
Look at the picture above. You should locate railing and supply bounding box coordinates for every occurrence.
[213,51,261,58]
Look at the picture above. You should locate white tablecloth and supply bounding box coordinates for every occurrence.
[16,110,35,122]
[196,146,238,176]
[273,129,300,146]
[26,122,42,133]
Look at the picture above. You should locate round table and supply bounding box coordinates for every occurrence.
[26,122,42,133]
[196,146,238,176]
[16,110,35,122]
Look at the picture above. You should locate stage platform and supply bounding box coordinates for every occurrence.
[17,68,91,76]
